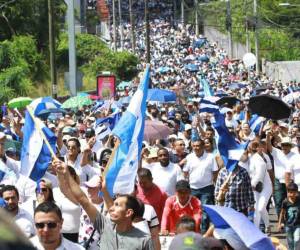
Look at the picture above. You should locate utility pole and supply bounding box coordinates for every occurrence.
[112,0,117,51]
[118,0,124,50]
[145,0,150,63]
[129,0,136,53]
[254,0,259,74]
[226,0,233,58]
[181,0,185,25]
[48,0,57,99]
[173,0,177,26]
[65,0,77,96]
[195,0,199,36]
[244,0,250,53]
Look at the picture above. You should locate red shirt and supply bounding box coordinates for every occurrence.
[161,195,202,233]
[136,183,168,223]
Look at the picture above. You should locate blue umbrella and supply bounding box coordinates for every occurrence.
[229,82,247,90]
[203,205,275,250]
[193,38,207,49]
[185,64,199,72]
[157,66,172,74]
[38,108,66,119]
[215,90,228,97]
[197,55,209,62]
[30,97,62,117]
[147,88,176,102]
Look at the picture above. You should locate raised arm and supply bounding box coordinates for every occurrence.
[54,159,98,223]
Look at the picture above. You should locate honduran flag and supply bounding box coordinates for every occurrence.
[105,66,150,196]
[20,104,57,181]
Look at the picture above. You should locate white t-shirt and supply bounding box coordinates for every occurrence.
[248,153,272,188]
[145,162,183,196]
[16,174,36,203]
[183,152,218,189]
[30,235,84,250]
[65,153,100,183]
[53,187,81,234]
[15,207,35,237]
[143,204,159,229]
[271,147,293,183]
[286,152,300,191]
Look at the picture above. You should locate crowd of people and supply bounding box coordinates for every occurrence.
[0,0,299,250]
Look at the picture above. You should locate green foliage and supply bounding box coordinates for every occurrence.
[0,0,66,51]
[57,33,139,84]
[0,36,43,102]
[199,0,300,61]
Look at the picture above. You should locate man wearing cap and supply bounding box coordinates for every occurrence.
[161,180,202,235]
[183,139,218,233]
[266,132,299,216]
[144,148,183,196]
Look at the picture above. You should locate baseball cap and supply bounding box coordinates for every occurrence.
[40,178,53,189]
[48,123,56,129]
[176,180,191,191]
[280,137,293,146]
[184,124,192,131]
[84,176,101,188]
[169,232,223,250]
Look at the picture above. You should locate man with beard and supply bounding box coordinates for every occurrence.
[53,159,154,250]
[1,185,35,237]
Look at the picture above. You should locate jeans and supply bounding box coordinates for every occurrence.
[273,178,287,217]
[191,185,215,233]
[286,226,300,250]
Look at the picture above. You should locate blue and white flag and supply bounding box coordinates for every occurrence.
[199,97,220,114]
[204,205,275,249]
[249,114,265,135]
[106,66,150,195]
[213,111,248,171]
[20,110,57,181]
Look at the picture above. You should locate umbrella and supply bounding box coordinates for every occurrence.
[185,64,199,72]
[215,90,228,97]
[197,55,209,62]
[8,97,33,109]
[203,205,275,250]
[157,66,172,74]
[144,120,172,142]
[37,108,66,119]
[61,95,93,109]
[147,88,176,102]
[228,82,247,90]
[30,97,62,117]
[216,96,240,108]
[249,94,291,120]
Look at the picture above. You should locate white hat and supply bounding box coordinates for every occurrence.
[281,137,293,146]
[48,123,56,129]
[184,124,192,131]
[84,176,101,188]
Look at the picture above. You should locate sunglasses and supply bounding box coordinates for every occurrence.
[35,222,58,229]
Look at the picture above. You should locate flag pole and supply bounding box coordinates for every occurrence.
[26,106,57,159]
[102,136,120,177]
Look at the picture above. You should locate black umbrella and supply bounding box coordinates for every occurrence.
[216,96,241,108]
[249,94,291,120]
